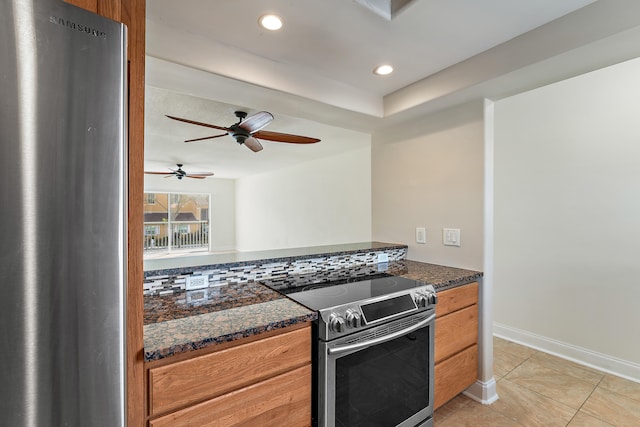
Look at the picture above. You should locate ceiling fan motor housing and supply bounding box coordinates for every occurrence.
[230,126,250,145]
[175,164,186,178]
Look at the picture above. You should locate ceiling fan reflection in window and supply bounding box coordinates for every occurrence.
[144,164,213,180]
[166,110,321,153]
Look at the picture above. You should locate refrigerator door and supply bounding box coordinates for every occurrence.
[0,1,127,426]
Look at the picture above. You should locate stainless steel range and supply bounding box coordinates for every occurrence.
[263,272,437,427]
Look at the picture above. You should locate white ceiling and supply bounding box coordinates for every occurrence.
[147,0,597,98]
[144,0,640,179]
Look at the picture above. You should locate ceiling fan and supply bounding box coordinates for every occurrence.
[144,164,214,180]
[166,110,321,153]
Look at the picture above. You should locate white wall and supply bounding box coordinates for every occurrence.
[371,102,484,271]
[144,175,236,252]
[235,147,372,251]
[493,57,640,377]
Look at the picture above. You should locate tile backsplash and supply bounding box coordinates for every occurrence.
[144,246,407,296]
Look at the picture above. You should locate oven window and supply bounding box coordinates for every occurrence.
[334,325,431,427]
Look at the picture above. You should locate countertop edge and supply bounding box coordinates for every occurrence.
[144,310,317,362]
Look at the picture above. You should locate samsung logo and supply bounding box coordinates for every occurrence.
[49,15,107,39]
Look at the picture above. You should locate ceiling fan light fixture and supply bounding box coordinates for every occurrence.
[259,14,283,31]
[373,64,394,76]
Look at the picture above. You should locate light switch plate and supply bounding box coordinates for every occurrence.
[443,228,461,247]
[416,227,426,244]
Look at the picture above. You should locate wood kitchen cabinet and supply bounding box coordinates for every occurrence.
[434,282,479,409]
[145,325,312,427]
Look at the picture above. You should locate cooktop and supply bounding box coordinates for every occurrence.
[270,274,425,311]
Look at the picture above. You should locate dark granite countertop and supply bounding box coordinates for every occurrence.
[388,259,483,291]
[143,282,316,362]
[143,259,481,362]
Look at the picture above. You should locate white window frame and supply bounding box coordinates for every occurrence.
[143,191,211,254]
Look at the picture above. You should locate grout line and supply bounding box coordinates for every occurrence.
[564,378,600,426]
[491,338,628,426]
[495,346,584,426]
[566,375,606,426]
[501,348,537,379]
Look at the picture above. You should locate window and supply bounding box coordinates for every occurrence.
[143,192,210,254]
[145,225,160,236]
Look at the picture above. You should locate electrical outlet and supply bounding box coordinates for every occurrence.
[416,227,426,244]
[377,253,389,263]
[186,274,210,290]
[443,228,461,247]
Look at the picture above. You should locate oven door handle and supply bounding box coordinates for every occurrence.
[327,313,435,355]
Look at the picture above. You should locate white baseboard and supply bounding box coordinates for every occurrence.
[463,378,499,405]
[494,322,640,383]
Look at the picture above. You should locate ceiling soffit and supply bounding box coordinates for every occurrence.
[353,0,417,21]
[145,1,640,123]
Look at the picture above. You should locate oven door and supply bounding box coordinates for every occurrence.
[318,310,435,427]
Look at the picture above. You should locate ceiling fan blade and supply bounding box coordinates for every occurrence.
[144,171,174,175]
[186,175,207,179]
[243,137,263,152]
[253,130,320,144]
[185,133,228,143]
[166,115,230,132]
[186,172,214,177]
[238,111,273,133]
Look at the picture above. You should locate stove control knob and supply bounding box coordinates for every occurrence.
[345,309,362,329]
[328,313,346,333]
[414,292,428,308]
[428,292,438,305]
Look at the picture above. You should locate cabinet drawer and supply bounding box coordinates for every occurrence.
[435,282,478,317]
[435,304,478,363]
[434,344,478,409]
[150,364,311,427]
[149,327,311,416]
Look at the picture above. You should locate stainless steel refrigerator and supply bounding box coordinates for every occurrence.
[1,0,127,426]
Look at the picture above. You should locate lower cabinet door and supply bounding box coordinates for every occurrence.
[434,344,478,409]
[435,305,478,363]
[148,327,311,417]
[149,364,311,427]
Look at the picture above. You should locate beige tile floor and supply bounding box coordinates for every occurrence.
[434,337,640,426]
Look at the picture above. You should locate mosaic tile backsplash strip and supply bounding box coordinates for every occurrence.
[144,246,407,296]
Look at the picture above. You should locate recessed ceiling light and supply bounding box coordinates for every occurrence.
[259,14,283,31]
[373,64,394,76]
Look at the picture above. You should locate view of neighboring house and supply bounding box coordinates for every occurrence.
[143,192,210,253]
